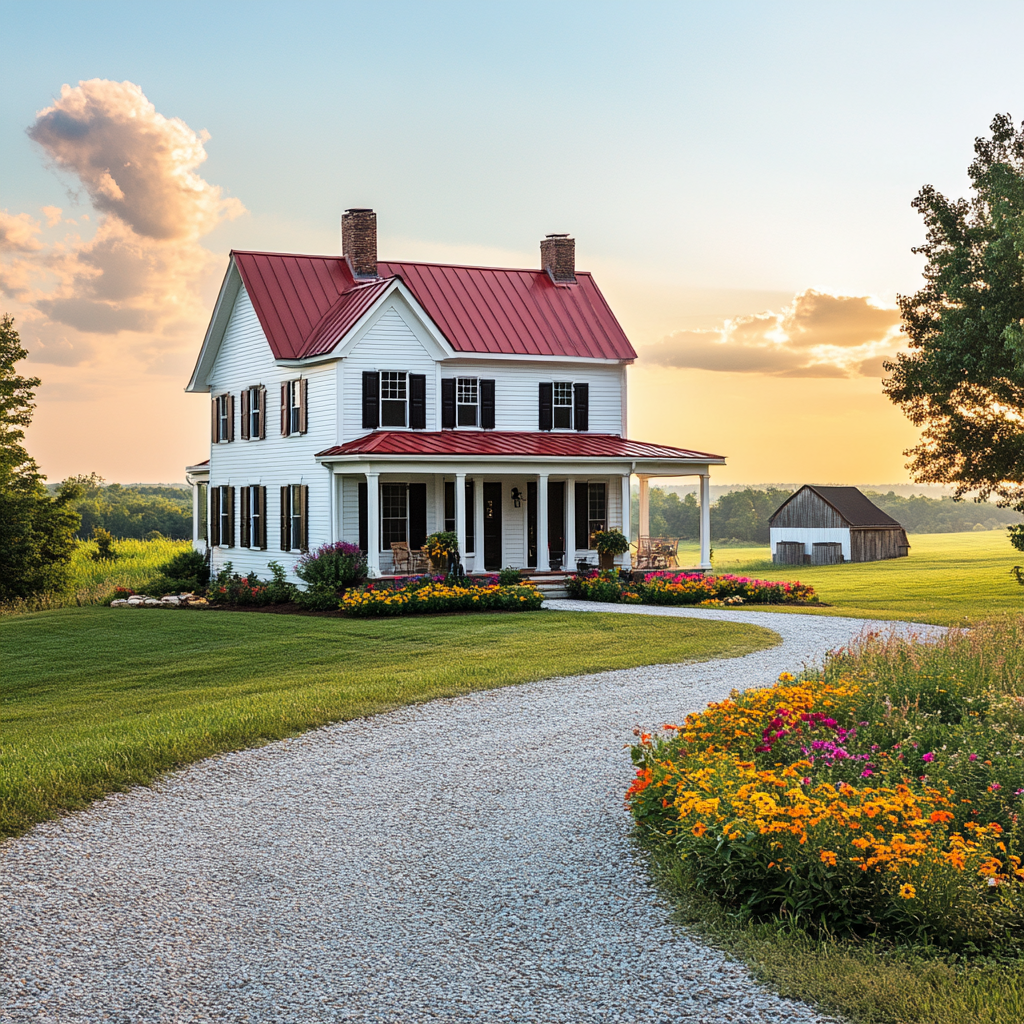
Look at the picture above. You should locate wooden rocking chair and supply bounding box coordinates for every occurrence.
[390,541,412,574]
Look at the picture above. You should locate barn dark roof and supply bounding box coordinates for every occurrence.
[771,485,904,528]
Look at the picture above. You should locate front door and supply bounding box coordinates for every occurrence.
[483,482,503,571]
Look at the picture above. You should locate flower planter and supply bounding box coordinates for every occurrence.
[598,551,616,570]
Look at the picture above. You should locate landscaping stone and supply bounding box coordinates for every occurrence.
[0,605,941,1023]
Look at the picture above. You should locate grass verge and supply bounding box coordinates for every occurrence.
[654,856,1024,1024]
[0,606,778,840]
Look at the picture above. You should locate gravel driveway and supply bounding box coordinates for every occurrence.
[1,604,940,1024]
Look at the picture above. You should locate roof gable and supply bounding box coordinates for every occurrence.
[770,485,904,528]
[222,251,637,363]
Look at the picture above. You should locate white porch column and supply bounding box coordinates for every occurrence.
[455,472,467,569]
[192,480,201,547]
[621,473,631,567]
[327,467,336,544]
[565,476,575,568]
[537,473,549,571]
[473,477,485,572]
[639,475,650,538]
[365,471,380,576]
[699,472,711,569]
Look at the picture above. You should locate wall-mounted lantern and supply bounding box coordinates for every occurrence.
[510,487,523,508]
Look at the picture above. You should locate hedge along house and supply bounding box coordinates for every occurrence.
[185,209,724,579]
[769,485,910,565]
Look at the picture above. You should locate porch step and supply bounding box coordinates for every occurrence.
[521,570,573,600]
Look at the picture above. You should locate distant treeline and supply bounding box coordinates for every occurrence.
[632,487,1023,544]
[52,475,193,540]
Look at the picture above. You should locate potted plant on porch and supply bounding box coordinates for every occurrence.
[592,528,629,571]
[424,531,460,574]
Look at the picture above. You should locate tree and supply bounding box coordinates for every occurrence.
[884,114,1024,550]
[0,314,81,602]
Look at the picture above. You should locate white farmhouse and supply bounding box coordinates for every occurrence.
[185,209,723,578]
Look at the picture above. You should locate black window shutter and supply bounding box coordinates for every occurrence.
[409,374,427,429]
[300,485,309,551]
[362,371,380,429]
[227,486,236,547]
[358,482,368,553]
[240,389,250,441]
[240,486,251,547]
[258,386,267,439]
[280,383,290,437]
[575,482,589,549]
[298,379,309,434]
[441,378,456,429]
[227,395,235,442]
[408,483,427,549]
[211,397,218,443]
[210,486,221,546]
[573,382,589,431]
[480,379,495,429]
[259,486,268,549]
[280,486,290,551]
[539,382,553,431]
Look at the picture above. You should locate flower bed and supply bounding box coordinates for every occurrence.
[566,569,816,606]
[626,622,1024,953]
[341,577,544,617]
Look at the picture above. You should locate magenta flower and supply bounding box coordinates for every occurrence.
[922,752,936,763]
[969,754,978,761]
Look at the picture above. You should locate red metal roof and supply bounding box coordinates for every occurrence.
[315,432,723,461]
[230,251,636,362]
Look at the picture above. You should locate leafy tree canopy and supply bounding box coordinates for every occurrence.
[0,315,81,602]
[885,114,1024,524]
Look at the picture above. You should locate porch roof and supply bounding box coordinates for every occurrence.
[315,431,724,462]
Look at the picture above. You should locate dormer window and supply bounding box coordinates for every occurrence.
[381,372,407,427]
[457,377,478,426]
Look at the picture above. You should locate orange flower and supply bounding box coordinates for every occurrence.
[692,821,708,837]
[929,810,954,823]
[819,850,838,866]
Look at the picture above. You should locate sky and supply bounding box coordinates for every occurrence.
[2,0,1023,485]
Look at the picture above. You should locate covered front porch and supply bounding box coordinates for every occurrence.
[315,433,724,578]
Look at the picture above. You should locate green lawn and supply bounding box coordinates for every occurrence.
[690,531,1022,625]
[0,606,778,839]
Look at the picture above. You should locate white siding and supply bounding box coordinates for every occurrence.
[342,305,438,439]
[205,288,338,581]
[770,527,851,561]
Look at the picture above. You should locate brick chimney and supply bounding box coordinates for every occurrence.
[342,208,377,278]
[540,233,576,283]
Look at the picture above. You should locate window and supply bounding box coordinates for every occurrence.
[456,377,478,426]
[212,393,233,442]
[198,483,208,542]
[241,485,266,549]
[209,485,234,547]
[381,372,407,427]
[587,482,607,544]
[553,382,573,428]
[279,485,308,552]
[381,483,408,546]
[281,379,307,436]
[290,484,304,550]
[242,386,264,440]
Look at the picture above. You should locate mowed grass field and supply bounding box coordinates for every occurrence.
[0,607,779,839]
[677,531,1023,625]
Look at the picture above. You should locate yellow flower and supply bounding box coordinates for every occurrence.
[899,883,916,899]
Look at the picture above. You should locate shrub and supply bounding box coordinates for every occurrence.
[149,548,210,594]
[295,542,366,591]
[593,528,630,556]
[566,570,816,607]
[90,526,117,562]
[626,618,1024,954]
[499,566,523,586]
[566,569,640,603]
[206,561,295,607]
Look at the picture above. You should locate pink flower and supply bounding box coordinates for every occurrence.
[860,769,873,778]
[969,754,978,761]
[801,777,811,785]
[922,752,936,763]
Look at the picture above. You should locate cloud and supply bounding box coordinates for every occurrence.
[1,79,245,365]
[643,289,902,378]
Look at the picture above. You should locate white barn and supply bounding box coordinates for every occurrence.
[186,209,724,579]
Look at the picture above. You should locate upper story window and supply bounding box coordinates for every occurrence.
[539,381,588,431]
[241,385,266,440]
[381,372,407,427]
[281,379,307,437]
[457,377,478,426]
[212,393,233,443]
[553,382,573,429]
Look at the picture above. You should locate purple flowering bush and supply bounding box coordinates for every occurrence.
[294,541,367,610]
